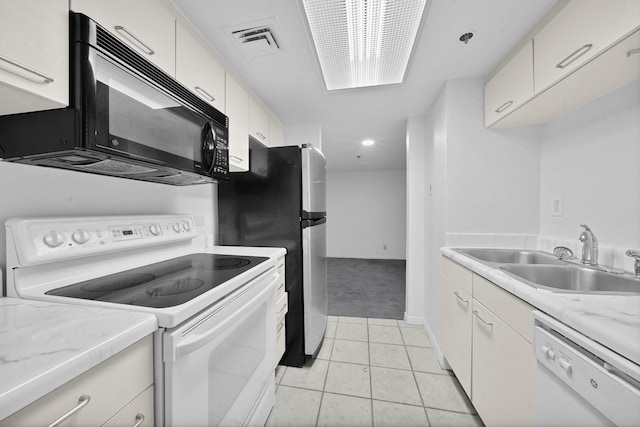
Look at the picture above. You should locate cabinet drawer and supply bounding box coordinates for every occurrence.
[534,0,640,93]
[440,273,472,396]
[0,335,153,426]
[102,385,154,427]
[276,258,286,296]
[276,317,286,361]
[473,274,534,343]
[471,300,536,426]
[442,256,472,294]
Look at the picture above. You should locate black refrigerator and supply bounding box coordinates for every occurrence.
[217,140,327,367]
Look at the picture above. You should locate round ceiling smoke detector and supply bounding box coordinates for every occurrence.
[459,32,475,45]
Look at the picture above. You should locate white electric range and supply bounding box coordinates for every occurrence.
[5,214,286,427]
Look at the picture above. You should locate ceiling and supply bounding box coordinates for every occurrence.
[171,0,558,172]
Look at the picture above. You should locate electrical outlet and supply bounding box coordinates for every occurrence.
[551,196,563,217]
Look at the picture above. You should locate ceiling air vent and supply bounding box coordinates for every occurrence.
[225,18,286,60]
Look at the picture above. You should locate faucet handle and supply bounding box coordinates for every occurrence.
[627,249,640,259]
[580,224,592,232]
[553,246,574,260]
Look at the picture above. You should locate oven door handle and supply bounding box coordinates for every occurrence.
[168,272,278,361]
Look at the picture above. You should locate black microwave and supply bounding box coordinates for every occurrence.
[0,13,229,185]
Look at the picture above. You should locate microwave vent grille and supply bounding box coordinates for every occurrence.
[94,24,228,128]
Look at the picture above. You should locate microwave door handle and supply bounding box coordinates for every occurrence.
[169,272,278,360]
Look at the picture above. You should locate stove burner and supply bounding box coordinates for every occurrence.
[212,257,251,270]
[146,278,205,297]
[80,274,156,292]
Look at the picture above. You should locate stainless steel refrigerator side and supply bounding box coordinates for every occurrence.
[301,146,328,355]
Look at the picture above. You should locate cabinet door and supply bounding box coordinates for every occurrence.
[269,115,284,147]
[440,274,472,396]
[0,336,153,427]
[176,23,226,112]
[249,96,270,145]
[472,300,536,426]
[70,0,176,76]
[534,0,640,93]
[226,73,249,172]
[0,0,68,115]
[102,386,154,427]
[484,40,534,127]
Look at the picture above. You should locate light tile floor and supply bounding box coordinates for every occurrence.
[266,316,484,427]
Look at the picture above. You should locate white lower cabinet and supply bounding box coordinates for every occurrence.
[440,258,472,396]
[0,335,154,427]
[471,298,536,426]
[275,256,288,363]
[440,257,536,426]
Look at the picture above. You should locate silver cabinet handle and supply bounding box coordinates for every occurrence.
[230,155,244,163]
[256,132,266,140]
[556,44,593,69]
[114,26,155,56]
[194,86,215,101]
[48,394,90,427]
[494,100,513,113]
[627,48,640,58]
[453,291,469,304]
[132,413,145,427]
[0,54,54,83]
[472,310,493,327]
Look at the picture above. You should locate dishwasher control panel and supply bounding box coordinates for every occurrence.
[534,313,640,427]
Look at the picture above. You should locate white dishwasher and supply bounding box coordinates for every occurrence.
[533,311,640,426]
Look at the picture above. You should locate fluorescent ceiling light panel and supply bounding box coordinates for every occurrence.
[302,0,428,90]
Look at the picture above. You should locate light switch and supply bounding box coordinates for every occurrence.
[551,196,563,217]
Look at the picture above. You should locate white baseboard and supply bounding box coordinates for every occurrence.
[404,312,451,370]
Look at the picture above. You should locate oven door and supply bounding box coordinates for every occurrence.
[162,270,277,427]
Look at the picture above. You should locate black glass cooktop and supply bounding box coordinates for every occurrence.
[46,254,268,308]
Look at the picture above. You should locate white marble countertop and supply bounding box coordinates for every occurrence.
[441,247,640,365]
[0,298,158,421]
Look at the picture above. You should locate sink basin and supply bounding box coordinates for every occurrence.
[455,248,565,265]
[500,264,640,295]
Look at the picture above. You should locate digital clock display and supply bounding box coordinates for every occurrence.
[122,230,134,236]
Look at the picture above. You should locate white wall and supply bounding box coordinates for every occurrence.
[414,77,540,356]
[0,161,216,281]
[538,80,640,257]
[284,123,322,149]
[326,169,406,260]
[405,116,427,322]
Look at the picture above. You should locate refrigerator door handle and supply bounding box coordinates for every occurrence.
[302,210,327,220]
[302,217,326,229]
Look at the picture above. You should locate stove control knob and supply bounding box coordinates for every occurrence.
[149,224,162,236]
[173,222,181,233]
[43,231,66,248]
[182,221,192,232]
[72,229,91,244]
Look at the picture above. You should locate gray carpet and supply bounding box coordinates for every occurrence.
[327,258,406,319]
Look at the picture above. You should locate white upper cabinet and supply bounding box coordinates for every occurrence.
[534,0,640,94]
[225,73,249,172]
[269,115,284,148]
[249,96,270,146]
[484,40,534,127]
[0,0,68,115]
[176,23,226,113]
[70,0,176,76]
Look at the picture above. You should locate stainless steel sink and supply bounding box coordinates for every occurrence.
[454,248,565,265]
[500,264,640,295]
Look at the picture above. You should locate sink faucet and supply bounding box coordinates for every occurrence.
[627,250,640,278]
[578,224,598,266]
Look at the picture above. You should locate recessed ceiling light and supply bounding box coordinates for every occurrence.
[302,0,429,91]
[362,139,374,146]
